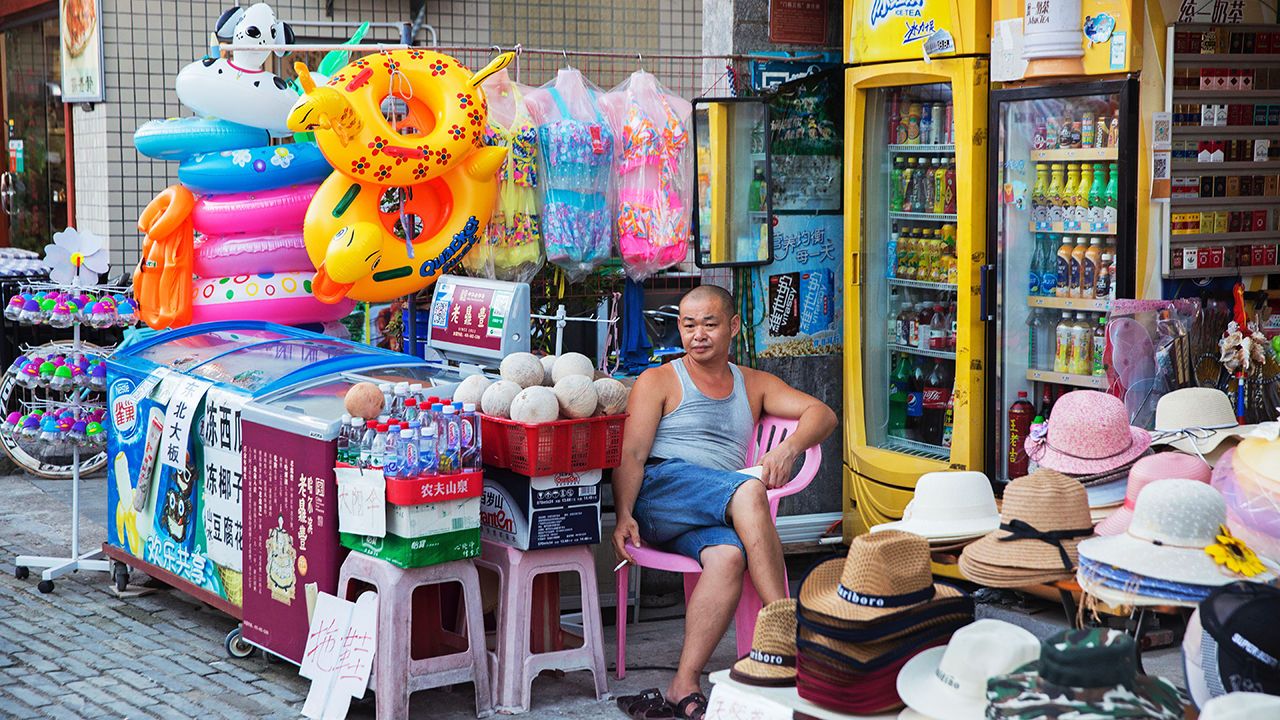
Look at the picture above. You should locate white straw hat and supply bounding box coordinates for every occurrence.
[1150,388,1256,459]
[871,471,998,541]
[896,619,1040,720]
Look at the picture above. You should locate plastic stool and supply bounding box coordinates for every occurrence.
[476,540,609,713]
[337,552,494,719]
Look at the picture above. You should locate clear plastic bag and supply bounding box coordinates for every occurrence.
[601,70,693,282]
[526,67,615,282]
[463,70,546,284]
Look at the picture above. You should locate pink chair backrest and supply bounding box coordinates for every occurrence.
[746,415,822,500]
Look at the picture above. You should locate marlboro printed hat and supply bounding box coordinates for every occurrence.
[730,599,798,687]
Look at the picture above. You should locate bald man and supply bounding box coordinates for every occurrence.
[612,285,836,720]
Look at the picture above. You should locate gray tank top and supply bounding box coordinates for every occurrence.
[649,358,755,471]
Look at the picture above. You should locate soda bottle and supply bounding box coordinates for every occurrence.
[1075,164,1093,223]
[1007,391,1035,478]
[1054,311,1072,373]
[916,304,935,350]
[1032,165,1049,223]
[1041,233,1060,297]
[943,160,956,214]
[1055,237,1073,297]
[1064,164,1081,222]
[933,159,948,214]
[1047,164,1066,224]
[906,359,925,439]
[437,405,462,473]
[1029,232,1045,296]
[1104,162,1119,224]
[1039,385,1055,419]
[922,361,952,446]
[889,355,910,438]
[929,304,947,350]
[1092,316,1108,377]
[941,390,955,448]
[890,157,905,211]
[1087,163,1106,224]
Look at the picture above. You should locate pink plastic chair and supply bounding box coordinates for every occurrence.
[614,415,822,679]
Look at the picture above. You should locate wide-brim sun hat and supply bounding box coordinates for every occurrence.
[959,469,1093,580]
[896,619,1040,720]
[1077,557,1216,609]
[1085,478,1127,508]
[730,598,797,687]
[870,471,998,541]
[1212,448,1280,538]
[1025,389,1151,475]
[1149,387,1258,458]
[798,530,962,624]
[1095,451,1212,536]
[1232,435,1280,493]
[986,628,1186,720]
[1078,478,1277,587]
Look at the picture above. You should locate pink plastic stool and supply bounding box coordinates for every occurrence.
[614,415,822,679]
[337,552,494,719]
[476,540,609,713]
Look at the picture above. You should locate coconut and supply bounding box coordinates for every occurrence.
[480,380,522,419]
[539,354,557,386]
[553,376,598,419]
[500,351,545,389]
[593,377,630,415]
[343,381,385,420]
[452,374,492,406]
[509,386,560,424]
[552,352,595,384]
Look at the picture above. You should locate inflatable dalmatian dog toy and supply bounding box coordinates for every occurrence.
[174,3,299,136]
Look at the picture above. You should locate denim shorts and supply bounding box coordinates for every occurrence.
[632,458,755,562]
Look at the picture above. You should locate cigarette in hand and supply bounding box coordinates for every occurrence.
[613,559,629,572]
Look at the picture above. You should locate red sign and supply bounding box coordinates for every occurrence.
[429,284,504,352]
[769,0,828,46]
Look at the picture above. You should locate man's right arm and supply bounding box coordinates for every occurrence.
[612,369,664,563]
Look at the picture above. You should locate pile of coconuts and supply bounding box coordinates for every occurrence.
[451,352,631,424]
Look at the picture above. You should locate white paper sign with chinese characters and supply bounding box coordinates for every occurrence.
[159,376,212,471]
[200,388,246,570]
[335,467,386,538]
[300,590,378,720]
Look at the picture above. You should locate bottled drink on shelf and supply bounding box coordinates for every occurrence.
[922,360,952,446]
[1081,111,1095,148]
[907,103,922,144]
[890,157,905,211]
[896,97,909,144]
[437,405,461,473]
[941,224,958,284]
[889,355,910,438]
[419,424,438,475]
[1047,164,1066,224]
[1036,308,1056,369]
[930,103,944,145]
[1029,232,1045,296]
[1039,385,1055,419]
[933,158,947,214]
[1070,237,1088,298]
[901,158,915,212]
[460,403,481,471]
[1044,115,1060,149]
[1058,119,1072,149]
[1054,311,1072,373]
[946,303,958,351]
[907,358,925,439]
[916,303,936,350]
[1104,162,1119,224]
[888,92,901,144]
[1069,121,1082,148]
[929,304,947,350]
[1055,237,1073,298]
[898,229,913,279]
[1108,114,1120,149]
[945,102,954,144]
[1065,164,1081,224]
[1092,316,1108,377]
[1041,233,1059,296]
[1032,165,1049,223]
[1082,238,1102,299]
[1008,390,1035,478]
[943,160,956,214]
[941,391,954,449]
[1095,247,1113,300]
[920,103,933,146]
[1087,163,1106,225]
[748,167,766,212]
[1095,114,1109,149]
[920,158,934,212]
[887,231,899,278]
[1075,164,1093,224]
[1070,312,1092,375]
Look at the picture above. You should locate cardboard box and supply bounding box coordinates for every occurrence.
[1209,247,1225,268]
[1215,212,1229,234]
[387,496,481,538]
[1256,210,1270,231]
[1184,248,1199,269]
[480,466,602,551]
[1253,245,1267,266]
[1269,245,1278,265]
[339,527,480,569]
[1198,247,1212,269]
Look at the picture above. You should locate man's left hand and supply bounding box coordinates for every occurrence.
[757,444,799,489]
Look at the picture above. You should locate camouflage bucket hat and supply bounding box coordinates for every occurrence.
[986,628,1187,720]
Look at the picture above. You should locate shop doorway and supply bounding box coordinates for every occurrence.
[0,15,67,252]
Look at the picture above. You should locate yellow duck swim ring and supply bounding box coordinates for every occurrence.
[289,51,513,303]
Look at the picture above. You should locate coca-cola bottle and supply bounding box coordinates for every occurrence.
[921,360,952,446]
[906,358,925,440]
[1008,390,1036,478]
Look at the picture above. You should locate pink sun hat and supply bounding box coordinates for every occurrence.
[1094,451,1211,536]
[1025,390,1152,476]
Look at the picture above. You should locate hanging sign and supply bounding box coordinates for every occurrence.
[59,0,104,103]
[335,467,386,538]
[200,387,245,571]
[300,591,378,720]
[769,0,829,46]
[159,376,211,471]
[753,214,843,357]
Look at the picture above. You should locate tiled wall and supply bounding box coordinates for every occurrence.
[74,0,703,273]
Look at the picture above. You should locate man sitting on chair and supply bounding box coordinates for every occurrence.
[612,285,836,720]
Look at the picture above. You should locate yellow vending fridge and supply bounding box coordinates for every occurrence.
[842,1,990,538]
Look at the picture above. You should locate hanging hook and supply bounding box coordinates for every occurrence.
[513,43,522,83]
[562,48,570,65]
[637,52,643,70]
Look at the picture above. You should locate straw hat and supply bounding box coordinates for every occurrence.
[1077,556,1214,609]
[798,531,962,623]
[1150,388,1257,459]
[1025,390,1151,475]
[870,471,999,541]
[1095,451,1212,536]
[958,470,1093,586]
[1233,435,1280,491]
[797,610,971,668]
[1078,479,1277,587]
[896,619,1040,720]
[1212,448,1280,539]
[729,599,798,687]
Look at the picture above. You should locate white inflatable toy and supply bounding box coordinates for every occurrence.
[175,3,298,136]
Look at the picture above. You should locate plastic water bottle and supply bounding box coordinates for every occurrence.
[460,403,481,471]
[391,382,410,420]
[419,425,438,476]
[392,429,417,481]
[410,384,425,405]
[437,405,461,473]
[379,384,393,416]
[337,413,353,464]
[404,398,419,423]
[383,421,401,471]
[354,419,372,468]
[406,420,422,474]
[368,422,387,469]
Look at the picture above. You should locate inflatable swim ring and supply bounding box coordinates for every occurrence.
[286,50,514,186]
[178,142,332,194]
[191,183,319,237]
[302,146,506,304]
[191,272,354,325]
[134,117,269,161]
[176,56,299,136]
[134,185,195,329]
[194,232,312,277]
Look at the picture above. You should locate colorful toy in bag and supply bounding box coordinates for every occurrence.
[287,50,513,303]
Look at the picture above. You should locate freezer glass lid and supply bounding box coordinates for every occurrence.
[258,365,453,418]
[128,328,292,371]
[186,338,362,392]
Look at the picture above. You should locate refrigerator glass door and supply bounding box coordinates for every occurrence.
[862,83,959,461]
[992,90,1122,484]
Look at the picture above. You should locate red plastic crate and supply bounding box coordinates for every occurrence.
[480,414,627,476]
[386,470,483,506]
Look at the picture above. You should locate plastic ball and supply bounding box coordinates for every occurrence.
[68,420,87,445]
[50,365,73,390]
[18,298,42,325]
[4,295,25,320]
[85,422,105,445]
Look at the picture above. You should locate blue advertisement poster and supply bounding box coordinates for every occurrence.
[751,213,843,357]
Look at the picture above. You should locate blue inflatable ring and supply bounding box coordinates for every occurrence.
[133,116,269,161]
[178,142,332,194]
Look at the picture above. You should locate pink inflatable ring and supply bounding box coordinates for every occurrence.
[194,232,313,278]
[191,272,354,325]
[191,183,319,237]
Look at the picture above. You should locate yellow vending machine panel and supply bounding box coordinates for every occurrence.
[844,0,990,65]
[842,58,989,538]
